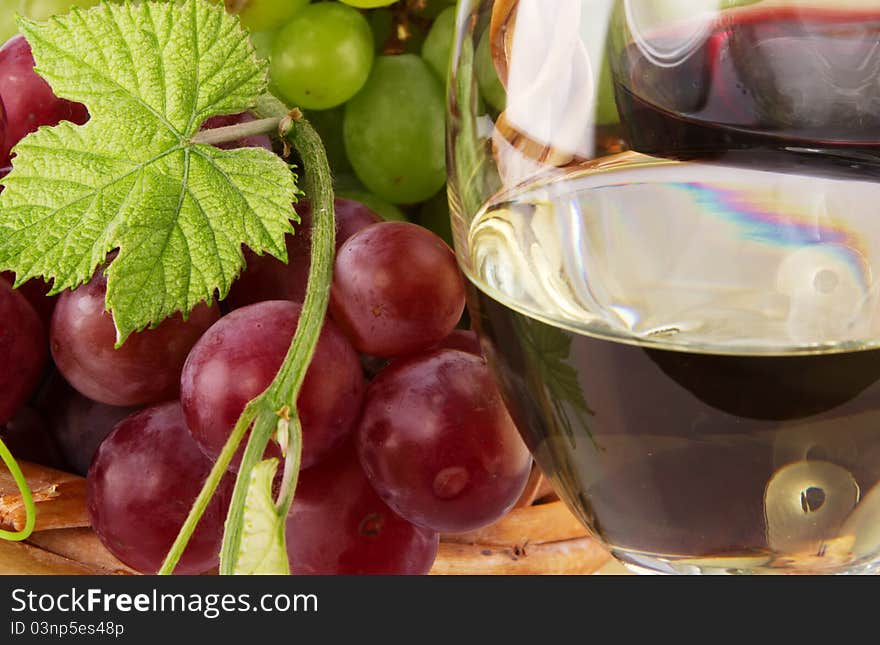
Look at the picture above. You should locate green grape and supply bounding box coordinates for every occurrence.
[421,5,455,83]
[418,189,453,247]
[231,0,309,33]
[0,14,16,43]
[476,30,506,112]
[344,55,446,205]
[643,0,760,25]
[416,0,456,20]
[271,2,374,110]
[22,0,98,18]
[337,189,408,222]
[303,106,352,174]
[1,0,99,42]
[339,0,397,8]
[334,174,408,223]
[595,52,620,126]
[248,29,277,60]
[333,172,364,194]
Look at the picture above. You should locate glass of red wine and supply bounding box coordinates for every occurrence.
[447,0,880,574]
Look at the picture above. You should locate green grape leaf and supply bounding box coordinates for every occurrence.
[0,0,298,342]
[233,458,290,576]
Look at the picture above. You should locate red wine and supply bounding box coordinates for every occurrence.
[615,7,880,159]
[463,152,880,573]
[469,284,880,573]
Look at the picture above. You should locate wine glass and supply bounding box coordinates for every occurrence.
[447,0,880,575]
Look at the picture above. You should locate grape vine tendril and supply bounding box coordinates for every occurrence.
[158,105,334,575]
[0,437,36,542]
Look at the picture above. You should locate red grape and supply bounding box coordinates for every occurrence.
[330,222,466,357]
[0,35,88,160]
[50,273,219,406]
[357,349,532,533]
[226,198,381,310]
[431,329,483,356]
[200,112,272,151]
[0,280,47,425]
[286,441,439,575]
[181,301,365,471]
[1,272,56,327]
[360,354,389,380]
[0,407,67,470]
[0,94,8,167]
[43,378,138,476]
[87,402,233,575]
[333,198,384,243]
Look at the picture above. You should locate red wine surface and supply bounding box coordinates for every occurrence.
[617,7,880,157]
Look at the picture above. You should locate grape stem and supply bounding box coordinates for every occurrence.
[158,104,335,576]
[188,117,282,146]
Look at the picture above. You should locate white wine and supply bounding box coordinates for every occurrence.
[463,156,880,574]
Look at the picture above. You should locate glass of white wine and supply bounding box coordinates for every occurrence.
[447,0,880,574]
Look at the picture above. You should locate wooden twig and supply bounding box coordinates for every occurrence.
[0,461,89,532]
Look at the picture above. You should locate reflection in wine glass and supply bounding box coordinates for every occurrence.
[764,461,859,557]
[772,416,863,470]
[623,0,717,68]
[505,0,594,159]
[450,0,880,574]
[776,245,872,344]
[839,481,880,561]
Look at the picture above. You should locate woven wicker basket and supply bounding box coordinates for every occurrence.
[0,461,611,575]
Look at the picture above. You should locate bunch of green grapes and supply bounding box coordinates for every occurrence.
[0,0,99,42]
[244,0,463,241]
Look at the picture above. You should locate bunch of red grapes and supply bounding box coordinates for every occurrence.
[0,36,532,575]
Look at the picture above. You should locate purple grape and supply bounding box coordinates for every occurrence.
[200,112,273,151]
[0,280,47,425]
[431,329,483,356]
[0,94,7,168]
[1,272,56,328]
[286,441,439,575]
[181,301,365,471]
[50,273,219,406]
[330,222,466,357]
[0,35,88,162]
[226,198,381,310]
[357,349,532,533]
[45,378,138,476]
[0,407,67,470]
[87,402,233,575]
